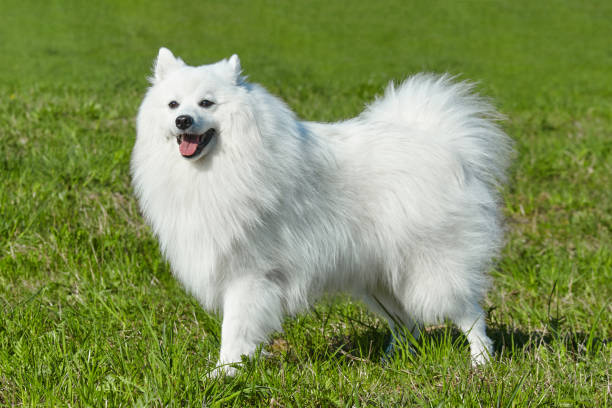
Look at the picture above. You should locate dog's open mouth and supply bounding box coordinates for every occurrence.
[176,128,216,158]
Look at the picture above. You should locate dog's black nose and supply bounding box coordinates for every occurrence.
[175,115,193,130]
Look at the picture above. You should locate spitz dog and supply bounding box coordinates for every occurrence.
[132,48,512,375]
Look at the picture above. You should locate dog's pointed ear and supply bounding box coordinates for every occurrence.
[152,47,185,83]
[228,54,242,81]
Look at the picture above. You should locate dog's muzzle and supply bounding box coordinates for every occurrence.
[176,128,216,158]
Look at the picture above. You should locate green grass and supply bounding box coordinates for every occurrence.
[1,0,610,406]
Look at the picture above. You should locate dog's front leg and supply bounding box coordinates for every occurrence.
[213,275,284,376]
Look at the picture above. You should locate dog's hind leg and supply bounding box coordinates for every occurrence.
[451,304,493,366]
[397,245,494,366]
[362,292,421,360]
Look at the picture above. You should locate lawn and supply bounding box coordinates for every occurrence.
[1,0,610,406]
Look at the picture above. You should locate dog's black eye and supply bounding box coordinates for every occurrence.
[168,101,179,109]
[199,99,215,108]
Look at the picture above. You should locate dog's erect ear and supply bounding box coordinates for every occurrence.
[152,47,185,83]
[227,54,242,82]
[228,54,241,73]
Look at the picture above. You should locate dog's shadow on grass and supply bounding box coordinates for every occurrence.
[486,323,609,357]
[269,299,609,367]
[288,322,609,365]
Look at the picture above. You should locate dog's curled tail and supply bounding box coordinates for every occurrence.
[363,74,513,187]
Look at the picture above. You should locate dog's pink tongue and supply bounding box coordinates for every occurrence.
[179,136,199,156]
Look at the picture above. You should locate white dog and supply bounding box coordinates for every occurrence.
[131,48,512,375]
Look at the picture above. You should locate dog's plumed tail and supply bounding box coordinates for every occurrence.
[363,74,513,188]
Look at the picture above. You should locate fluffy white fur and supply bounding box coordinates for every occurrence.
[131,48,512,375]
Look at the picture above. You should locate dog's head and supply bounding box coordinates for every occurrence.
[139,48,250,162]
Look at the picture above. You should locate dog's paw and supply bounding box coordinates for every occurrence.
[470,337,493,367]
[207,363,238,378]
[470,351,490,367]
